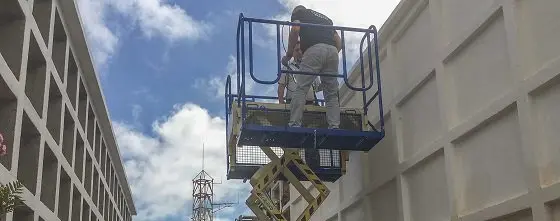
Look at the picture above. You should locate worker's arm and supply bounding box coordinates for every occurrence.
[278,73,287,104]
[285,21,301,59]
[277,84,286,104]
[334,31,342,52]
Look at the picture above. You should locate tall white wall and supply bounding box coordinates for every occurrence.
[0,0,135,220]
[289,0,560,220]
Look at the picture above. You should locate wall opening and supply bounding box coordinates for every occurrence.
[119,192,123,217]
[82,199,90,221]
[0,75,16,170]
[113,174,118,201]
[108,167,113,196]
[487,209,532,220]
[58,168,71,221]
[25,32,47,117]
[40,144,58,212]
[96,137,103,165]
[111,176,117,202]
[33,0,52,44]
[62,106,75,164]
[93,170,99,206]
[0,1,25,79]
[74,134,85,182]
[547,199,560,220]
[78,79,87,131]
[113,170,117,198]
[108,192,113,221]
[87,104,95,147]
[94,124,101,159]
[17,112,41,194]
[282,210,290,221]
[104,153,110,181]
[13,204,34,221]
[51,9,67,79]
[99,187,105,216]
[71,186,81,221]
[101,144,107,176]
[47,75,63,144]
[104,191,110,220]
[85,152,92,195]
[66,51,78,107]
[111,204,115,221]
[113,207,117,221]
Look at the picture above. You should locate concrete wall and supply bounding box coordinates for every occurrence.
[0,0,135,220]
[289,0,560,220]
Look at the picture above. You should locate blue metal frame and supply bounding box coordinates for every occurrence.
[226,13,385,162]
[227,164,343,182]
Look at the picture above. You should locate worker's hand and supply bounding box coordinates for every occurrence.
[281,55,291,67]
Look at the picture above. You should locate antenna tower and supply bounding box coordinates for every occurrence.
[191,144,236,221]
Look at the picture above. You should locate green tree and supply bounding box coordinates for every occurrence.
[0,132,25,215]
[0,181,24,215]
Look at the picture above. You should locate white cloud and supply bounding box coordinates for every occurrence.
[278,0,398,28]
[115,103,249,221]
[109,0,212,41]
[76,0,211,67]
[77,0,118,68]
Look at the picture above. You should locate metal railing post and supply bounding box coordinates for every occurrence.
[372,27,384,131]
[276,24,282,87]
[241,18,247,123]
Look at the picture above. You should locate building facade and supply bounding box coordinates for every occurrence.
[287,0,560,220]
[0,0,136,220]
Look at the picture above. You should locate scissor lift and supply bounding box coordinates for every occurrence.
[225,13,384,221]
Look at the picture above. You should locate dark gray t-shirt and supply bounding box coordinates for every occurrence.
[291,9,336,53]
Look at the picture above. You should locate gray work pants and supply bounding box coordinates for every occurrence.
[289,43,340,129]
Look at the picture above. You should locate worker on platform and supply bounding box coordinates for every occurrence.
[278,48,323,168]
[282,5,342,129]
[278,41,321,106]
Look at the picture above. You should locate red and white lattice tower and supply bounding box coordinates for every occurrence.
[191,169,214,221]
[191,145,235,221]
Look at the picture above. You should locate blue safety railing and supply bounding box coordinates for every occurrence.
[226,13,385,157]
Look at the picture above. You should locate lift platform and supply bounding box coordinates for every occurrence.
[225,13,384,220]
[231,101,378,150]
[228,95,383,152]
[226,14,384,149]
[226,13,384,181]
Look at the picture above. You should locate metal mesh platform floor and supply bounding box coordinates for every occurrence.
[238,125,384,151]
[227,165,342,182]
[228,146,343,182]
[230,104,384,151]
[245,107,363,131]
[235,146,341,166]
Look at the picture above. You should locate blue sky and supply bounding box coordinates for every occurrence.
[98,0,284,128]
[75,0,399,220]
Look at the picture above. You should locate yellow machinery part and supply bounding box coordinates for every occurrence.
[246,147,330,221]
[246,193,271,221]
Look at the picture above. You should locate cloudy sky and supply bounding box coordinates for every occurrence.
[75,0,400,220]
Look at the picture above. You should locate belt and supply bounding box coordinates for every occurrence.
[285,99,316,105]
